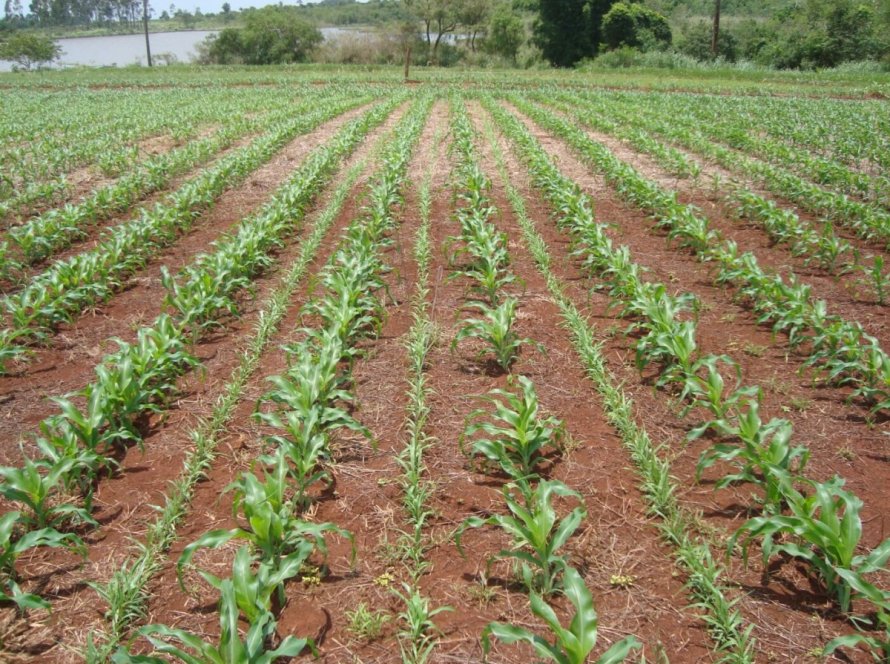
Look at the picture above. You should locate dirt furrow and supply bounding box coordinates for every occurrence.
[0,103,374,461]
[4,102,410,664]
[461,101,715,663]
[496,103,886,661]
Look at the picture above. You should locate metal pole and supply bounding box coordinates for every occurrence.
[143,0,153,67]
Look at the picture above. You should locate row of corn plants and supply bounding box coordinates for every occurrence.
[483,94,759,662]
[674,92,890,172]
[490,97,890,660]
[110,92,433,664]
[561,90,890,246]
[0,85,295,214]
[0,93,370,373]
[85,155,372,661]
[449,97,642,664]
[447,100,533,376]
[636,90,890,208]
[2,117,251,268]
[388,114,453,664]
[0,99,398,617]
[509,95,890,417]
[539,92,864,280]
[0,99,201,212]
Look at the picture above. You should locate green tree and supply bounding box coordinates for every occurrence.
[754,0,883,68]
[203,6,322,64]
[534,0,614,67]
[0,32,61,70]
[678,19,737,61]
[459,0,490,51]
[486,2,524,60]
[601,2,671,51]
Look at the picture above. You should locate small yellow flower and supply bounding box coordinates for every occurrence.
[301,564,322,587]
[373,572,395,588]
[609,573,636,588]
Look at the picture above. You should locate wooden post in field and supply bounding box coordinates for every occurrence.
[404,43,411,81]
[143,0,153,67]
[711,0,721,58]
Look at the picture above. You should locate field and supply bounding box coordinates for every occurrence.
[0,68,888,664]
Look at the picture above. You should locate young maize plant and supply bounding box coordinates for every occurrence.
[548,89,867,276]
[0,510,85,613]
[482,566,641,664]
[112,576,313,664]
[0,95,376,368]
[502,96,890,657]
[176,469,355,584]
[0,102,400,618]
[112,99,434,662]
[396,147,439,582]
[456,479,586,596]
[561,89,890,245]
[731,476,890,620]
[6,119,250,265]
[452,297,540,373]
[462,375,564,485]
[694,400,809,514]
[731,189,856,274]
[393,583,453,664]
[858,254,888,305]
[447,104,518,307]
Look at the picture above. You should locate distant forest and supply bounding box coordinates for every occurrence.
[2,0,889,70]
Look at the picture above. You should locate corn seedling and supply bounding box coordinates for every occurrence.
[481,566,641,664]
[393,583,452,664]
[177,470,354,579]
[695,400,808,513]
[452,297,540,372]
[456,480,585,595]
[731,475,890,614]
[112,579,313,664]
[0,511,85,612]
[462,376,564,484]
[0,456,96,530]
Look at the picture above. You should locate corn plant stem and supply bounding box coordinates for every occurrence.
[87,155,371,659]
[479,99,757,664]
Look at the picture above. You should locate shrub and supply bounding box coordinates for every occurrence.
[0,32,61,70]
[200,6,322,65]
[601,2,671,52]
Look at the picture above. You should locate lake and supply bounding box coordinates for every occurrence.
[0,27,360,71]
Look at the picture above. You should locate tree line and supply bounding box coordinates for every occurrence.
[2,0,889,70]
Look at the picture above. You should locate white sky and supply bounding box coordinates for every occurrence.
[1,0,341,19]
[159,0,324,15]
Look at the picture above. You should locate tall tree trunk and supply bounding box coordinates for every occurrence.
[711,0,721,58]
[143,0,152,66]
[404,43,411,81]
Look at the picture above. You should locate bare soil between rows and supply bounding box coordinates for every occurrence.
[1,92,888,664]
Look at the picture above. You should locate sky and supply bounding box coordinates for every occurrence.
[0,0,346,20]
[161,0,327,15]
